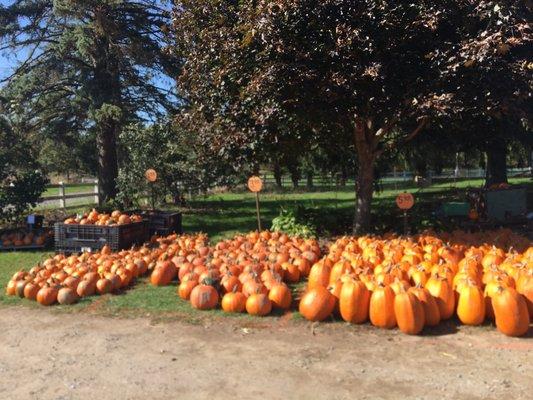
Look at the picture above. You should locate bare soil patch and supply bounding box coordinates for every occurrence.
[0,306,531,400]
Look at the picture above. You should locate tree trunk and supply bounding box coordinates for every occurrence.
[273,161,282,188]
[353,119,377,234]
[288,164,299,188]
[90,25,121,203]
[354,159,375,234]
[306,172,314,189]
[340,165,347,187]
[291,174,299,188]
[485,138,508,187]
[96,125,119,202]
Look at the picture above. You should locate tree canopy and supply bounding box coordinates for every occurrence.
[0,0,178,201]
[172,0,532,232]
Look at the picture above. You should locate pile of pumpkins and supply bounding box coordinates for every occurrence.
[63,209,143,226]
[298,229,532,337]
[1,229,51,248]
[5,233,207,305]
[5,228,532,337]
[150,230,321,316]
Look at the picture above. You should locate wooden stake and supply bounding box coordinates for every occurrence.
[255,192,262,231]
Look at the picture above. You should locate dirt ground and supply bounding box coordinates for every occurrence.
[0,307,531,400]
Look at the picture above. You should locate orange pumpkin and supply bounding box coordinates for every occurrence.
[339,279,370,324]
[492,286,530,337]
[221,291,246,313]
[190,284,219,310]
[369,285,396,329]
[299,286,335,322]
[394,289,425,335]
[246,293,272,316]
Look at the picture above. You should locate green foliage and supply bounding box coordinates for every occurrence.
[271,206,317,238]
[0,114,47,225]
[0,170,48,225]
[116,123,184,207]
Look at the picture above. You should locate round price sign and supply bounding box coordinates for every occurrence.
[396,192,414,210]
[145,169,157,182]
[247,176,263,193]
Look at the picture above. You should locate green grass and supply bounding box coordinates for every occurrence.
[1,176,531,318]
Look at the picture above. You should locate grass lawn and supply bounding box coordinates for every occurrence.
[1,176,531,317]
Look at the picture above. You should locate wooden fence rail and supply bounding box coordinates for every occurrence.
[39,180,99,208]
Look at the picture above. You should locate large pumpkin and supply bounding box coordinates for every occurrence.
[57,287,79,305]
[339,279,370,324]
[299,286,335,322]
[408,286,440,327]
[492,286,530,337]
[369,285,396,329]
[394,289,425,335]
[307,262,331,290]
[456,281,485,325]
[36,286,58,306]
[426,275,455,320]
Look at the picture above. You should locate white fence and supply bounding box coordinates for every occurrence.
[39,180,99,208]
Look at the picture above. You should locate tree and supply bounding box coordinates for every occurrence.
[117,122,239,207]
[0,113,47,225]
[0,0,178,201]
[171,0,531,232]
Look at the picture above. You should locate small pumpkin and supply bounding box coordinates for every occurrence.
[246,293,272,316]
[36,285,59,306]
[177,280,198,300]
[221,291,246,313]
[190,283,219,310]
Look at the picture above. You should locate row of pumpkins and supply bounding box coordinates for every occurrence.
[63,209,143,226]
[1,230,51,248]
[5,228,532,337]
[5,234,209,305]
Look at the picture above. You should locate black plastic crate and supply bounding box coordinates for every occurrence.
[54,221,149,253]
[138,211,182,236]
